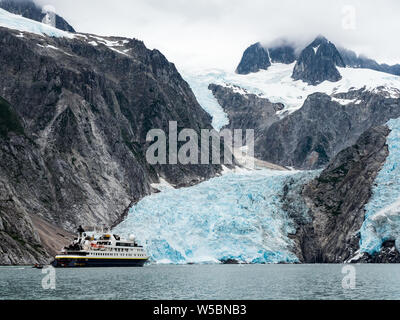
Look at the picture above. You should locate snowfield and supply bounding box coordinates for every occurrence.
[0,8,74,38]
[0,8,137,57]
[182,63,400,128]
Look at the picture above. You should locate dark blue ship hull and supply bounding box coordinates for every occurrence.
[52,257,147,268]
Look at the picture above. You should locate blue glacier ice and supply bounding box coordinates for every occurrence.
[0,8,74,38]
[113,169,318,264]
[360,117,400,255]
[182,70,229,131]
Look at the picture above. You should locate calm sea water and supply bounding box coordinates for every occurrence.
[0,264,399,300]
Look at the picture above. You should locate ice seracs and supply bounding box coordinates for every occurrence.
[113,169,317,264]
[359,117,400,255]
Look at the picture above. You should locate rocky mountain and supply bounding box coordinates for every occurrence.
[269,43,296,64]
[235,42,271,75]
[236,36,400,83]
[339,47,400,76]
[257,89,400,169]
[0,15,222,264]
[208,83,283,141]
[296,125,390,263]
[292,36,345,85]
[205,35,400,264]
[236,41,297,75]
[236,35,346,83]
[209,81,400,170]
[0,0,75,32]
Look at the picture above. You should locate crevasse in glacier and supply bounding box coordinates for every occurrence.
[113,169,317,264]
[360,117,400,254]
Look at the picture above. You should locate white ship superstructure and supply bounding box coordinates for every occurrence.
[52,228,149,267]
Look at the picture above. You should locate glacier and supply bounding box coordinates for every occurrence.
[113,169,317,264]
[182,70,229,130]
[0,8,74,38]
[182,63,400,121]
[359,117,400,255]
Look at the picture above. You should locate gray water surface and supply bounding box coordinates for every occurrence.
[0,264,399,300]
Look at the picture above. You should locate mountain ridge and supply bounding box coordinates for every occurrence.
[236,36,400,81]
[291,36,345,85]
[0,0,75,32]
[0,20,222,264]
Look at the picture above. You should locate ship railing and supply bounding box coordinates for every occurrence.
[59,250,88,256]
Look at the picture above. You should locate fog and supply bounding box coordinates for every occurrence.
[32,0,400,71]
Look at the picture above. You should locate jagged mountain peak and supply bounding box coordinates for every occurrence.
[291,35,345,85]
[309,35,329,46]
[235,40,297,75]
[235,42,271,75]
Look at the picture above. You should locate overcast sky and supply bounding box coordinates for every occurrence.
[34,0,400,72]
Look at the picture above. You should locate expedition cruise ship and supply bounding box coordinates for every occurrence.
[52,227,149,267]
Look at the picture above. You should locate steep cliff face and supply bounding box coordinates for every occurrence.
[236,41,297,75]
[236,42,271,75]
[292,36,345,85]
[0,26,221,264]
[207,83,283,140]
[0,0,75,32]
[293,126,390,263]
[258,90,400,169]
[0,95,49,264]
[269,45,296,64]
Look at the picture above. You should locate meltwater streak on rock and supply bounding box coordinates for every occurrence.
[360,118,400,254]
[113,170,317,264]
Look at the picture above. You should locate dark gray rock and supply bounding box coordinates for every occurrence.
[236,41,297,75]
[236,42,271,75]
[258,90,400,169]
[295,126,390,263]
[339,47,400,76]
[292,36,345,85]
[208,83,283,141]
[0,28,221,264]
[0,0,75,32]
[269,44,296,64]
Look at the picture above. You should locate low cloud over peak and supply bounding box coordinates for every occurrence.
[32,0,400,70]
